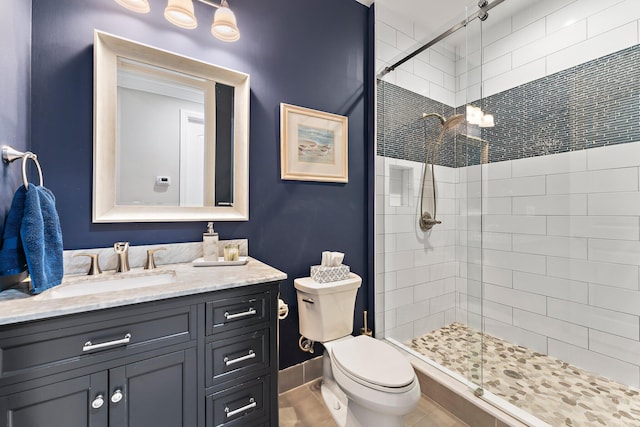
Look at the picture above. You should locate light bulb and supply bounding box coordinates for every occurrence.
[479,114,495,128]
[164,0,197,29]
[211,6,240,42]
[466,105,482,125]
[114,0,150,13]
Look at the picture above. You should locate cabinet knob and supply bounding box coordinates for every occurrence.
[91,394,105,409]
[111,389,123,404]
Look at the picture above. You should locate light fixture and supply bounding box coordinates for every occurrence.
[114,0,241,42]
[164,0,198,29]
[466,105,495,128]
[114,0,150,13]
[479,114,495,128]
[466,105,483,125]
[211,0,240,42]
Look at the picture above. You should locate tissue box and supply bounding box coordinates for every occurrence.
[310,265,350,283]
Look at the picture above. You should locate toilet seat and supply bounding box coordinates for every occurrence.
[330,335,416,393]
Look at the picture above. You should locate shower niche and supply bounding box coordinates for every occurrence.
[388,165,412,208]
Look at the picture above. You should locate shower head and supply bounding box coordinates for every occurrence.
[443,114,465,131]
[422,112,465,131]
[419,112,465,232]
[422,112,446,125]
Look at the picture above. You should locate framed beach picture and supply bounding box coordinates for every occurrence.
[280,103,348,183]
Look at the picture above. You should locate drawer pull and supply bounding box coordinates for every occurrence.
[83,333,132,352]
[225,397,256,418]
[224,308,256,320]
[224,350,255,366]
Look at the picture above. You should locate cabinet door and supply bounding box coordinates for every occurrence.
[0,372,108,427]
[109,349,197,427]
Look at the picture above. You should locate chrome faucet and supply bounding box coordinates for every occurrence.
[114,242,130,273]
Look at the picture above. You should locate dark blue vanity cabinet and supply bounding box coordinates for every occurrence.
[0,281,279,427]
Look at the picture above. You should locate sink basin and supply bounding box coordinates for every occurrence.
[38,271,177,299]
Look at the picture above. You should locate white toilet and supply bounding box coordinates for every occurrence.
[294,273,420,427]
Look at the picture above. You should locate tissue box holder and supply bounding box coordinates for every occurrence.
[310,265,350,283]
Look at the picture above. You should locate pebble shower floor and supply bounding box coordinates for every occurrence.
[407,323,640,426]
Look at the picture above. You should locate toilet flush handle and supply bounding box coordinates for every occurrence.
[299,336,315,354]
[302,297,314,304]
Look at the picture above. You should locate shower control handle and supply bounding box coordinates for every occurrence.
[419,212,441,231]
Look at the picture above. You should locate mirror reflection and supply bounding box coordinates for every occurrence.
[93,31,249,222]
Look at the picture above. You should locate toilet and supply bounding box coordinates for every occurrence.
[294,273,420,427]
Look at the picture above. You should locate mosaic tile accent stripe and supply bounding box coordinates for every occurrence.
[377,81,459,167]
[378,44,640,167]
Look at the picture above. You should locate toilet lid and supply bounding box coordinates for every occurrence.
[331,336,415,389]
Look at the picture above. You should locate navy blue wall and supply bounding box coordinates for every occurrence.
[0,0,31,236]
[26,0,370,368]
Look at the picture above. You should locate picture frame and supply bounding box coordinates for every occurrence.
[280,103,348,183]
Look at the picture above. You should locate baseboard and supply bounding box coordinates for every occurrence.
[278,355,324,394]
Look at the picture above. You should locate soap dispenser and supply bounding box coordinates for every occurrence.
[203,222,219,261]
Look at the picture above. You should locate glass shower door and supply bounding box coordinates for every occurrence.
[375,0,486,390]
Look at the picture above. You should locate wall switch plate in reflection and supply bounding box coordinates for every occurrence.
[155,176,171,186]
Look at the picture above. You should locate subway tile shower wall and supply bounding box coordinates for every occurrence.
[377,44,640,166]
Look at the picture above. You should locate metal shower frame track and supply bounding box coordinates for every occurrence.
[376,0,506,79]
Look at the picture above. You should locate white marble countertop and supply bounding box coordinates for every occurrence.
[0,257,287,326]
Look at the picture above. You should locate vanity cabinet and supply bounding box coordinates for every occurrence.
[0,349,196,427]
[0,281,279,427]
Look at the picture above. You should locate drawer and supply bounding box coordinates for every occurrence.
[206,328,269,387]
[206,292,270,335]
[0,305,194,378]
[206,376,269,426]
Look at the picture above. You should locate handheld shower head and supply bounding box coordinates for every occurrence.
[422,112,446,125]
[442,113,465,131]
[422,112,465,132]
[419,112,466,231]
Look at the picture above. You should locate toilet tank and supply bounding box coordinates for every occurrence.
[294,273,362,342]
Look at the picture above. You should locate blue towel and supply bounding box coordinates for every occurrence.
[0,186,28,277]
[21,184,64,294]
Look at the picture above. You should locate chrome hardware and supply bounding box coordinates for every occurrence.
[302,298,315,304]
[224,308,256,320]
[91,394,105,409]
[478,0,489,21]
[144,247,166,270]
[83,333,132,352]
[224,350,255,366]
[419,212,442,231]
[298,336,314,354]
[225,397,256,418]
[111,389,123,403]
[74,253,102,275]
[2,145,44,189]
[2,145,28,163]
[114,242,130,273]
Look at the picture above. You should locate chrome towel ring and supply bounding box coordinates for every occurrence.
[2,145,44,189]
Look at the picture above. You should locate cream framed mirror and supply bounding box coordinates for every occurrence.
[93,30,249,222]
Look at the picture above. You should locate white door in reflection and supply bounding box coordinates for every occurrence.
[180,110,205,207]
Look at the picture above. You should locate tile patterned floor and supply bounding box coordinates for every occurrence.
[278,378,468,427]
[407,322,640,427]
